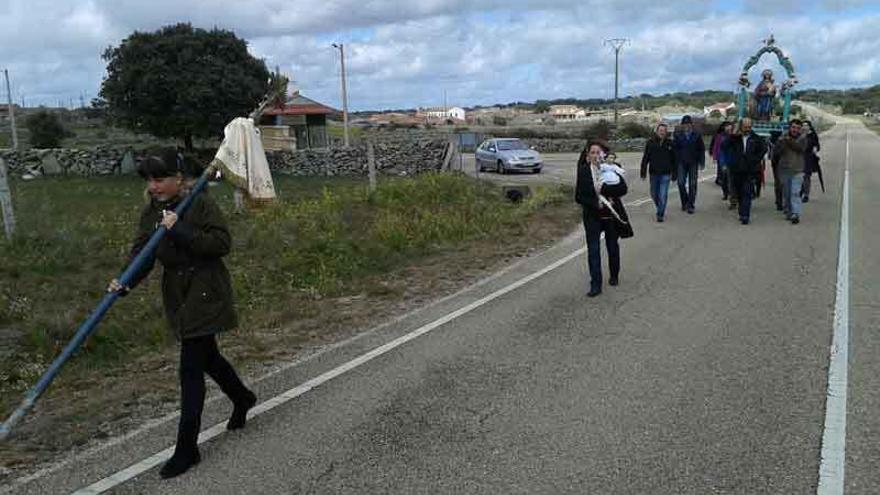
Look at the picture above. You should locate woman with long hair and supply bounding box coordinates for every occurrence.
[575,140,629,297]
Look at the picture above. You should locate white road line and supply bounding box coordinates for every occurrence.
[71,180,713,493]
[817,128,851,495]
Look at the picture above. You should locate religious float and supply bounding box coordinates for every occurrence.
[736,35,798,136]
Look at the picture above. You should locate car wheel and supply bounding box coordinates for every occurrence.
[497,160,505,174]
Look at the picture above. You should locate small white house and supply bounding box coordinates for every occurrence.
[548,105,588,121]
[419,106,467,121]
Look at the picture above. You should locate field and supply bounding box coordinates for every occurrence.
[0,172,580,475]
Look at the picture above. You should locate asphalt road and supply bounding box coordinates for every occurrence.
[6,112,879,494]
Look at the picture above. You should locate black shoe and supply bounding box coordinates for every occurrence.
[656,215,664,223]
[687,206,695,214]
[587,289,602,298]
[728,203,736,210]
[227,390,257,431]
[802,196,809,203]
[791,216,800,224]
[681,205,687,211]
[740,217,750,225]
[160,449,201,479]
[609,277,619,287]
[722,194,728,201]
[776,204,783,211]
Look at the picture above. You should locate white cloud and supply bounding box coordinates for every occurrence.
[0,0,877,109]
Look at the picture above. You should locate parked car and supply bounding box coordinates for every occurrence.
[475,138,543,174]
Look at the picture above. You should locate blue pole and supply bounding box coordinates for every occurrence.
[0,169,215,441]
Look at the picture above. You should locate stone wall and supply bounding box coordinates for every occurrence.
[0,139,452,178]
[267,139,449,176]
[0,147,136,177]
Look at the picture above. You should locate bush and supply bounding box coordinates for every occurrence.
[25,110,68,148]
[583,120,611,141]
[493,116,508,126]
[617,122,653,139]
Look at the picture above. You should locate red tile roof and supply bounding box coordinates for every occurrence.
[263,94,337,116]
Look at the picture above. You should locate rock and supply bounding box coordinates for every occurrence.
[120,150,136,174]
[41,152,63,175]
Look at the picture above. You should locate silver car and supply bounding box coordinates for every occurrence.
[475,138,543,174]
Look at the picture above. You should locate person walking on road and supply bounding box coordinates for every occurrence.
[576,141,628,298]
[673,115,706,214]
[710,122,726,187]
[640,123,676,222]
[710,121,734,201]
[108,150,257,479]
[768,130,784,211]
[723,118,766,225]
[772,119,808,224]
[801,120,821,203]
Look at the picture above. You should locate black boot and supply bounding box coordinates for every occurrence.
[227,390,257,431]
[160,448,201,479]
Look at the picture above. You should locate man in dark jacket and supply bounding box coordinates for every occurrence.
[722,118,766,225]
[673,115,706,214]
[640,123,676,222]
[110,152,256,479]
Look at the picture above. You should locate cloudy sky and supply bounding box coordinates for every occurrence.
[1,0,878,111]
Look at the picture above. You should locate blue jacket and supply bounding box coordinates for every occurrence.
[674,131,706,168]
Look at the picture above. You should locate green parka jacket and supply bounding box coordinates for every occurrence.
[127,191,238,340]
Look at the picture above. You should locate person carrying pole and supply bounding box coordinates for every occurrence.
[108,150,256,478]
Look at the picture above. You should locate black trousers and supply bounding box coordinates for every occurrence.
[731,172,754,220]
[177,334,250,453]
[772,162,784,208]
[583,210,620,292]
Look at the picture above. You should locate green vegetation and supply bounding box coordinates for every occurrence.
[24,110,69,148]
[798,85,880,115]
[100,23,271,150]
[0,173,572,411]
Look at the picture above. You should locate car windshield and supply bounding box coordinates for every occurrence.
[497,139,529,151]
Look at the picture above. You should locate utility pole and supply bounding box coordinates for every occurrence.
[332,43,350,147]
[603,38,630,126]
[4,69,19,151]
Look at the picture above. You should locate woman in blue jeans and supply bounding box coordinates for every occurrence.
[575,141,628,297]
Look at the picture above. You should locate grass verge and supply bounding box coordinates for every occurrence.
[0,172,579,476]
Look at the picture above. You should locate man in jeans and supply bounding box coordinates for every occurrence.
[772,119,808,224]
[673,115,706,214]
[640,123,676,222]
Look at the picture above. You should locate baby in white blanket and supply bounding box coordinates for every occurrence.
[599,161,625,186]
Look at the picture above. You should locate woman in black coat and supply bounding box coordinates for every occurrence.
[801,120,821,202]
[575,140,629,297]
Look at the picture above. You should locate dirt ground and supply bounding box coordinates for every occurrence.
[0,199,581,484]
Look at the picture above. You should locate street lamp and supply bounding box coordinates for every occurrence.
[332,43,350,147]
[603,38,630,126]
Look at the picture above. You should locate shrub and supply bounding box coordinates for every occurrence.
[25,110,68,148]
[618,122,653,139]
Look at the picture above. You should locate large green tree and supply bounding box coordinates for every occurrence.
[100,23,270,150]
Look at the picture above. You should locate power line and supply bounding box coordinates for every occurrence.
[604,38,630,126]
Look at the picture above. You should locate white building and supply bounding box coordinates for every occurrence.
[548,105,588,121]
[703,102,736,118]
[419,106,467,121]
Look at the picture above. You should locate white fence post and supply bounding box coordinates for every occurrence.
[0,157,16,239]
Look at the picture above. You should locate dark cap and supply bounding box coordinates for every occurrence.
[681,115,693,124]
